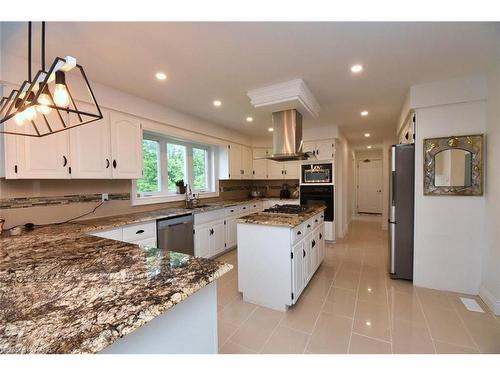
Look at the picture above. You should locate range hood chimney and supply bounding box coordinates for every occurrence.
[267,109,310,162]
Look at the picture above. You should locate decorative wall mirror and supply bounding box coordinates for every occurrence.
[424,134,483,196]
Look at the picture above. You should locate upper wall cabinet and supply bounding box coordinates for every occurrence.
[303,140,335,161]
[220,143,253,180]
[252,148,268,179]
[109,112,143,179]
[1,107,143,179]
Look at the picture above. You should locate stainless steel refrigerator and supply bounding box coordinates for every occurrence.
[389,143,415,280]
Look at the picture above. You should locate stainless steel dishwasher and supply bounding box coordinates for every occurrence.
[156,213,194,256]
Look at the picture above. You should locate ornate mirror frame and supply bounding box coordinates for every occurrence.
[423,134,484,196]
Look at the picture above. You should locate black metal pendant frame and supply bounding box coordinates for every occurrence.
[0,22,103,137]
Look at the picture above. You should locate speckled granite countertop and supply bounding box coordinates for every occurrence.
[237,205,326,228]
[0,197,300,353]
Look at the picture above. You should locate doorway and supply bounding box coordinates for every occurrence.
[357,158,383,214]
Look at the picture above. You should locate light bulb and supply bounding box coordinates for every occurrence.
[15,111,25,125]
[37,93,52,114]
[54,84,70,107]
[23,106,37,121]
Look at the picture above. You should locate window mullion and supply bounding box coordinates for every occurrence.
[161,141,169,195]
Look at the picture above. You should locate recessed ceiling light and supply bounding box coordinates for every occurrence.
[364,133,371,138]
[213,100,222,107]
[246,116,253,122]
[367,287,372,292]
[361,110,369,116]
[155,72,167,81]
[268,127,274,132]
[365,321,372,327]
[351,64,363,73]
[367,145,372,149]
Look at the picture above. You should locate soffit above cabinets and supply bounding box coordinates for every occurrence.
[246,79,320,119]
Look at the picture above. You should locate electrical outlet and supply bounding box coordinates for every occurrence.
[101,193,109,202]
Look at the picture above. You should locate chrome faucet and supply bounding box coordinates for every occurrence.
[184,185,200,208]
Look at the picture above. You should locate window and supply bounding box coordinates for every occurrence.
[134,132,217,204]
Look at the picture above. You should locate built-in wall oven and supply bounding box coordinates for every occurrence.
[301,163,333,184]
[300,185,334,222]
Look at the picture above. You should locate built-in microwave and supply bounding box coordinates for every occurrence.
[301,163,333,184]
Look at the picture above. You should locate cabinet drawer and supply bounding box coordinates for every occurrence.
[122,221,156,241]
[239,204,250,215]
[194,209,226,225]
[303,219,314,236]
[249,201,263,212]
[291,224,305,244]
[132,237,157,249]
[311,214,321,229]
[91,227,123,241]
[225,206,239,217]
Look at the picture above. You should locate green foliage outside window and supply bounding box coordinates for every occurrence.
[167,143,186,191]
[137,140,160,193]
[193,147,207,190]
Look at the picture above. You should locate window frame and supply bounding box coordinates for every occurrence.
[132,132,218,206]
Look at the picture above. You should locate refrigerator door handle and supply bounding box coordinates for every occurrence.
[389,223,396,274]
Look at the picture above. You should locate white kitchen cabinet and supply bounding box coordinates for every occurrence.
[70,109,112,179]
[252,148,268,179]
[194,219,225,257]
[267,158,284,179]
[292,241,305,301]
[91,227,123,241]
[110,111,143,179]
[283,161,300,179]
[90,220,157,248]
[241,146,253,179]
[9,121,71,179]
[225,216,238,249]
[228,143,242,179]
[303,140,335,161]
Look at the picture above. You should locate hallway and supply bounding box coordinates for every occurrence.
[216,220,500,354]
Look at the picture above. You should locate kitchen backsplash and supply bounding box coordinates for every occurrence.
[0,178,299,228]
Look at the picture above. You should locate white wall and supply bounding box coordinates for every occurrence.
[335,132,353,239]
[411,76,487,295]
[481,62,500,314]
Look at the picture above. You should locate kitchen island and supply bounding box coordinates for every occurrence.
[237,205,326,312]
[0,214,231,354]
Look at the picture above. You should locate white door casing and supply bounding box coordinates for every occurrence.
[357,158,383,214]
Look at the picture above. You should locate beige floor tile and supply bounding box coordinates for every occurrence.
[323,287,357,318]
[333,270,360,291]
[314,264,338,280]
[301,273,333,302]
[306,313,353,354]
[422,304,476,349]
[218,319,239,348]
[461,318,500,353]
[353,299,391,341]
[392,319,435,353]
[386,278,415,295]
[230,307,284,352]
[434,340,479,354]
[261,326,310,354]
[218,296,257,326]
[280,296,324,334]
[219,340,256,354]
[388,291,426,325]
[217,282,240,307]
[349,333,392,354]
[448,294,498,325]
[417,287,454,310]
[358,281,388,304]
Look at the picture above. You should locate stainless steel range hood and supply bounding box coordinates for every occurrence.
[265,109,310,162]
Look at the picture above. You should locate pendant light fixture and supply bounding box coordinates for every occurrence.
[0,22,103,137]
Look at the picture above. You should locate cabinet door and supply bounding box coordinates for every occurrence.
[292,241,305,303]
[14,122,70,179]
[225,216,238,249]
[302,141,316,157]
[241,146,253,179]
[318,224,325,264]
[194,224,211,258]
[252,148,268,179]
[311,230,319,272]
[316,141,334,161]
[110,111,143,179]
[303,234,312,284]
[228,143,242,179]
[210,220,226,256]
[70,109,112,178]
[267,158,284,179]
[284,161,300,179]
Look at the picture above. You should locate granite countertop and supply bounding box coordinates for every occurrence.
[237,205,326,228]
[0,196,299,353]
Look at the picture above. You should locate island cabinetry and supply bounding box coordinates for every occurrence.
[237,210,325,312]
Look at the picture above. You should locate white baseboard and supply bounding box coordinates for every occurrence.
[479,284,500,316]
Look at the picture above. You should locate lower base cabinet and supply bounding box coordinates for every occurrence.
[193,220,226,258]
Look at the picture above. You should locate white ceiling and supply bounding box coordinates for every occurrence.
[2,22,499,147]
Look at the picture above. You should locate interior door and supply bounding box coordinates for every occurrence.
[252,148,268,179]
[110,111,143,179]
[357,159,383,214]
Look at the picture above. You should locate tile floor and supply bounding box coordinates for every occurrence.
[215,220,500,354]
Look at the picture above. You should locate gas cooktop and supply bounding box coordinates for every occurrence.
[262,204,311,215]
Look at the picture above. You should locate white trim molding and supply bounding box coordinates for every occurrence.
[479,284,500,316]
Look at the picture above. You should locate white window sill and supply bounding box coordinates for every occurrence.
[131,191,219,206]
